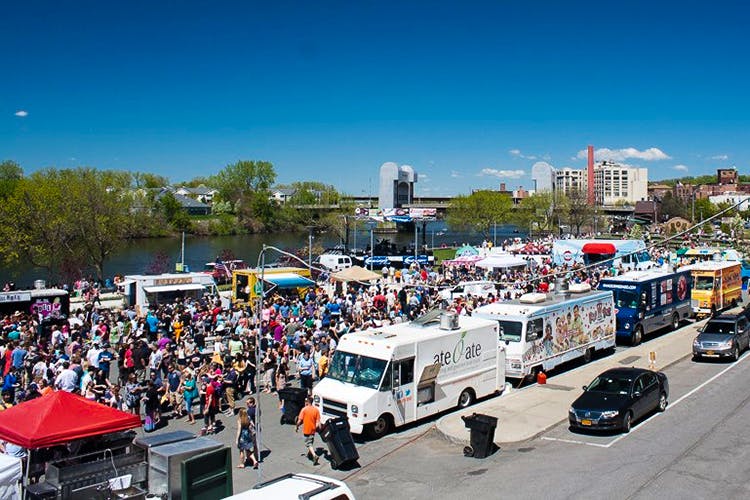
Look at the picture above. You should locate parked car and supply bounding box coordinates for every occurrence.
[693,310,750,361]
[224,473,355,500]
[569,367,669,433]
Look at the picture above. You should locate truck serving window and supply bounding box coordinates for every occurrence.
[497,320,522,342]
[612,290,639,309]
[327,350,388,390]
[694,276,714,291]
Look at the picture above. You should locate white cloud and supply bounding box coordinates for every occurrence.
[479,168,525,179]
[576,147,671,162]
[673,164,689,172]
[710,154,729,160]
[14,110,28,117]
[450,170,462,178]
[509,149,537,160]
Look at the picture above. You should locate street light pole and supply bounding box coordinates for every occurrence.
[307,226,314,268]
[369,222,375,271]
[254,245,266,481]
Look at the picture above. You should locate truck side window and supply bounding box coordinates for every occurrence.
[381,363,392,392]
[526,319,543,341]
[400,359,414,385]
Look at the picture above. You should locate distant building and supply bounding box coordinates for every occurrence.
[378,162,417,210]
[709,193,750,210]
[593,161,648,205]
[155,189,212,215]
[270,188,297,204]
[531,162,555,192]
[717,168,738,186]
[174,185,219,204]
[555,168,587,196]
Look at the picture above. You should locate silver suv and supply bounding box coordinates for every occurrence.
[693,312,750,362]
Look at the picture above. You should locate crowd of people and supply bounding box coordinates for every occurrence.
[0,236,713,467]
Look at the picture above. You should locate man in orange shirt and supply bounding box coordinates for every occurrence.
[296,396,321,465]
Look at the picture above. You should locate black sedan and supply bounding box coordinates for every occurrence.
[569,367,669,433]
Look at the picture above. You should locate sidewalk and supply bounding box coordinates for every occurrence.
[436,321,702,446]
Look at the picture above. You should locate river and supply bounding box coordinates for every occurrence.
[0,222,526,286]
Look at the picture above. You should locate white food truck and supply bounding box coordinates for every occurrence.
[313,311,505,439]
[119,272,219,309]
[473,282,616,380]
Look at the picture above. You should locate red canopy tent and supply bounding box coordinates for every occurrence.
[0,391,141,449]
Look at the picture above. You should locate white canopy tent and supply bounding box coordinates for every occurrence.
[475,254,529,270]
[0,453,22,500]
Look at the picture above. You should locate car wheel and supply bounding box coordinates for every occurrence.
[366,415,392,439]
[583,348,593,363]
[458,388,475,409]
[657,392,668,412]
[733,345,740,362]
[692,354,701,362]
[622,412,633,433]
[631,325,643,346]
[671,313,680,331]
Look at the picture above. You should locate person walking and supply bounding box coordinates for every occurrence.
[235,408,258,469]
[295,396,321,465]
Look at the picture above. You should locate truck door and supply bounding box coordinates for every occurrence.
[392,358,416,425]
[715,276,723,310]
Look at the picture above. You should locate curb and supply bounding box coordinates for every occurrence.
[435,339,699,446]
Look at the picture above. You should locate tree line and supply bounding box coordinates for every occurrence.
[0,160,348,282]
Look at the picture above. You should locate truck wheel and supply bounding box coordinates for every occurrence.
[458,388,475,409]
[671,313,680,331]
[583,348,593,363]
[366,414,392,439]
[631,325,643,346]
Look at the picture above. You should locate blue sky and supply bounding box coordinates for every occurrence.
[2,1,749,196]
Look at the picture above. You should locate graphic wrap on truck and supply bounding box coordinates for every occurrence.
[522,297,615,365]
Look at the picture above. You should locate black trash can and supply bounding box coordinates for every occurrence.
[278,387,308,425]
[320,416,359,469]
[461,413,498,459]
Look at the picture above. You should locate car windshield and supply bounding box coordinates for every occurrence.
[702,321,735,335]
[694,276,714,291]
[497,320,522,342]
[326,350,387,390]
[587,374,632,395]
[613,290,639,309]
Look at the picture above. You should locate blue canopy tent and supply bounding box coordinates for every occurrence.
[262,273,315,289]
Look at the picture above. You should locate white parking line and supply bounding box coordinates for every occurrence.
[540,436,609,448]
[543,352,750,449]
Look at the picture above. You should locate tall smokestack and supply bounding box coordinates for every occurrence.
[587,145,595,206]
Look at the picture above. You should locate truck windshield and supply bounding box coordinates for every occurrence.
[694,276,714,291]
[327,350,388,390]
[612,290,639,309]
[497,320,522,342]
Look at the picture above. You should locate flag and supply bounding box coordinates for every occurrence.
[214,259,230,278]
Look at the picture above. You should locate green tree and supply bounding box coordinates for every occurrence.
[561,189,593,236]
[693,198,718,222]
[660,192,688,220]
[132,171,169,189]
[0,168,135,281]
[512,192,567,235]
[446,191,513,238]
[211,160,276,206]
[0,160,23,200]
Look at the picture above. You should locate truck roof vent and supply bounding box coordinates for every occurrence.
[519,293,547,304]
[439,312,460,330]
[568,283,591,293]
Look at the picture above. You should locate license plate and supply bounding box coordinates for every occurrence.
[706,350,714,356]
[581,419,592,426]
